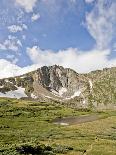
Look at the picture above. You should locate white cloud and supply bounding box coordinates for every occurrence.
[0,35,22,52]
[86,0,116,49]
[15,0,37,12]
[31,13,40,21]
[0,59,21,78]
[22,24,28,30]
[22,35,26,40]
[0,0,115,79]
[26,46,116,73]
[0,59,39,79]
[0,46,116,79]
[8,25,23,33]
[85,0,95,3]
[8,24,27,33]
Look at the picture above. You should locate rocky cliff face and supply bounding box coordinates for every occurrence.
[0,65,116,109]
[33,65,89,98]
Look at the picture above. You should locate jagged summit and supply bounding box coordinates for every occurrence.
[0,65,116,109]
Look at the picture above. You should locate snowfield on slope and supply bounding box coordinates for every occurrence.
[0,87,27,99]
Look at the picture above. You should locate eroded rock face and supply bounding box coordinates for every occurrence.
[33,65,89,100]
[0,65,116,110]
[0,65,90,106]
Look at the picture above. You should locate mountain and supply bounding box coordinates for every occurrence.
[0,65,116,110]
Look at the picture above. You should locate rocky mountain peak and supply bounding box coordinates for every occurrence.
[0,66,116,110]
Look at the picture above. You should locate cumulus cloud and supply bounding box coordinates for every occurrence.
[31,13,40,22]
[26,46,116,73]
[0,59,21,78]
[0,59,39,79]
[0,46,116,79]
[0,0,115,79]
[8,24,27,33]
[15,0,37,12]
[0,35,22,52]
[86,0,116,49]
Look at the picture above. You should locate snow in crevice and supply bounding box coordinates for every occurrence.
[59,87,67,96]
[5,79,9,82]
[51,89,60,97]
[89,80,93,89]
[20,76,26,79]
[44,95,52,99]
[31,93,37,99]
[71,90,81,98]
[65,90,81,100]
[4,79,13,84]
[0,87,27,99]
[51,87,67,97]
[83,99,86,104]
[41,94,52,99]
[41,94,57,100]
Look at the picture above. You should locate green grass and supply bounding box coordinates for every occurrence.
[0,98,116,155]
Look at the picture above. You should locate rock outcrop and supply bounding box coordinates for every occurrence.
[0,65,116,109]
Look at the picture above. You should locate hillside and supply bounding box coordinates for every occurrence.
[0,98,116,155]
[0,65,116,109]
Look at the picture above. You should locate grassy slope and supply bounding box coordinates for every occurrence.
[0,98,116,155]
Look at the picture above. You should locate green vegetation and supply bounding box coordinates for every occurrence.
[0,98,116,155]
[88,67,116,106]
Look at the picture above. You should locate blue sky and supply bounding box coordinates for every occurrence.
[0,0,116,78]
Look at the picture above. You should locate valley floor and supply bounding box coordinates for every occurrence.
[0,98,116,155]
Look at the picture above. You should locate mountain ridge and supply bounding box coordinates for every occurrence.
[0,65,116,110]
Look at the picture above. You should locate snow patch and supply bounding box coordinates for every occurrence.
[89,80,93,89]
[0,87,27,99]
[65,90,81,100]
[31,93,37,99]
[71,91,81,98]
[41,94,57,100]
[4,79,13,84]
[83,99,86,104]
[59,87,67,96]
[20,76,26,79]
[44,95,52,99]
[51,87,67,97]
[51,89,60,97]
